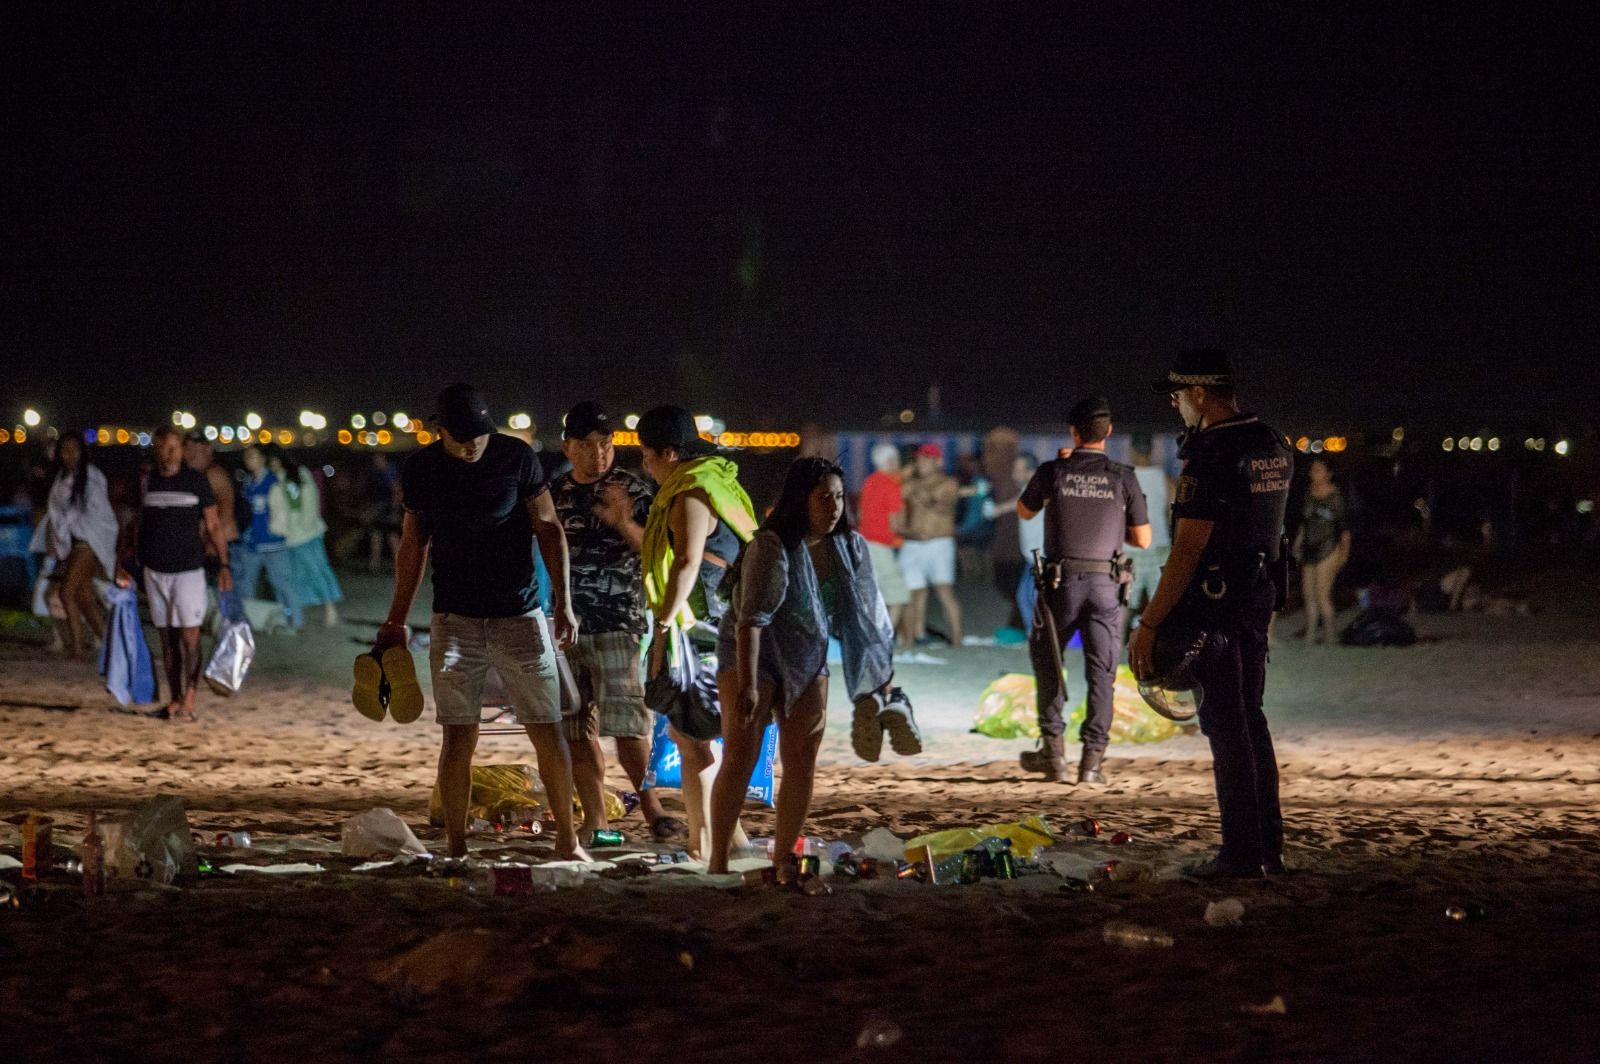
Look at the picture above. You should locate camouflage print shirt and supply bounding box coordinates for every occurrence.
[550,466,654,636]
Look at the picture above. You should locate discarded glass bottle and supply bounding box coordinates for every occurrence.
[1102,921,1174,949]
[81,811,106,897]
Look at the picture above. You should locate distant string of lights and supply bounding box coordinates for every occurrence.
[6,405,801,452]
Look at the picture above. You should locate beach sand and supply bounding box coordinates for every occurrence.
[2,572,1598,1062]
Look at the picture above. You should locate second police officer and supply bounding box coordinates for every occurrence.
[1017,396,1152,784]
[1129,348,1294,878]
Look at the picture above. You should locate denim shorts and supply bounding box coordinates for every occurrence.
[429,610,560,726]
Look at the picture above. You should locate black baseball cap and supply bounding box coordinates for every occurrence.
[434,383,496,440]
[636,405,715,457]
[1152,348,1234,393]
[561,401,613,440]
[1068,395,1112,425]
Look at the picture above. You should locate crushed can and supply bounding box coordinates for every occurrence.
[216,831,253,849]
[1109,831,1134,845]
[588,829,625,848]
[619,792,642,815]
[1066,818,1101,838]
[796,854,822,880]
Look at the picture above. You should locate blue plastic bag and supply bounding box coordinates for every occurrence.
[643,711,778,807]
[100,584,156,705]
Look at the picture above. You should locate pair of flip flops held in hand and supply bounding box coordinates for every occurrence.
[351,645,424,723]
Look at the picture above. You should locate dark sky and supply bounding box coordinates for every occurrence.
[5,4,1597,433]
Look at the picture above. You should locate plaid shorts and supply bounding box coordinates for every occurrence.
[562,629,650,740]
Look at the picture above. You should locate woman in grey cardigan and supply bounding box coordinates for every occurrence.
[706,457,918,877]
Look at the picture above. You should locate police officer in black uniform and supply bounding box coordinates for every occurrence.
[1129,349,1294,878]
[1017,396,1152,784]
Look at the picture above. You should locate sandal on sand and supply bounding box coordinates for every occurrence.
[350,650,387,722]
[649,815,686,841]
[381,646,425,724]
[170,707,198,724]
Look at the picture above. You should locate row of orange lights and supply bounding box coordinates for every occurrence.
[610,430,800,449]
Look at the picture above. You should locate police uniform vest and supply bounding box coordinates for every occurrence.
[1171,414,1293,619]
[1020,450,1149,566]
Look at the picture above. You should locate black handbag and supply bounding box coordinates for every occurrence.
[644,623,723,740]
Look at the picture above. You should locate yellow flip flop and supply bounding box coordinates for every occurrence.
[381,645,425,724]
[351,650,387,722]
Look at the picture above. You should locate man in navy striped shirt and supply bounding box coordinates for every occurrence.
[118,425,233,722]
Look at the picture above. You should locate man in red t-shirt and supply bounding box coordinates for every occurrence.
[858,443,911,639]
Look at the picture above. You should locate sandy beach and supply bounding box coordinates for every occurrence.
[3,571,1598,1062]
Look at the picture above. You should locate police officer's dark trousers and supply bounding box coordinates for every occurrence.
[1192,605,1282,867]
[1029,572,1121,749]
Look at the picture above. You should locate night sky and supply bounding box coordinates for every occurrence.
[6,4,1597,432]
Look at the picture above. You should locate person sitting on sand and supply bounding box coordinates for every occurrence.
[706,457,914,878]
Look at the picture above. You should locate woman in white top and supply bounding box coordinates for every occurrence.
[30,433,120,659]
[268,450,343,626]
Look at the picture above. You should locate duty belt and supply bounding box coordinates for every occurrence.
[1045,557,1116,576]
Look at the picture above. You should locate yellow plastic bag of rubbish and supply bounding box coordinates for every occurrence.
[972,673,1044,739]
[1065,665,1185,744]
[428,764,626,827]
[904,815,1055,861]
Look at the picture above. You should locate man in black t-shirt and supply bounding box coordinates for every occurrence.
[1131,349,1294,879]
[117,425,234,722]
[372,383,587,863]
[1016,397,1151,783]
[550,401,673,840]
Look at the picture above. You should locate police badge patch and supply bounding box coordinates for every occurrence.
[1176,476,1198,504]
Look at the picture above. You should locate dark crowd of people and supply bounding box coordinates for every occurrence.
[3,348,1593,881]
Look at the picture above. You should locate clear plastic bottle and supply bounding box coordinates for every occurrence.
[1102,921,1174,949]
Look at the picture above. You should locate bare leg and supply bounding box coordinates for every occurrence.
[671,726,716,859]
[933,583,963,645]
[61,550,97,658]
[178,626,202,713]
[1315,556,1341,642]
[907,588,929,643]
[523,722,589,860]
[158,628,184,712]
[438,723,479,858]
[1301,563,1319,641]
[707,672,769,874]
[567,730,609,833]
[772,673,829,862]
[614,735,668,825]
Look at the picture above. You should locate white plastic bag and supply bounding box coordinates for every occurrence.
[100,795,198,886]
[341,808,429,858]
[204,593,254,696]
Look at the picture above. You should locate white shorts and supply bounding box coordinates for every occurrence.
[899,537,956,591]
[866,542,911,607]
[144,568,208,628]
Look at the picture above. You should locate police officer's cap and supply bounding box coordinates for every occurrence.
[1152,348,1234,393]
[1068,396,1112,425]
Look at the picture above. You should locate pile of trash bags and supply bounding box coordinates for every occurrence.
[973,667,1187,744]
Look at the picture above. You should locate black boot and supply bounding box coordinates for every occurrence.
[1077,747,1107,785]
[1020,736,1070,782]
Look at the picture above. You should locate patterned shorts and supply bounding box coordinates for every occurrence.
[562,629,650,740]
